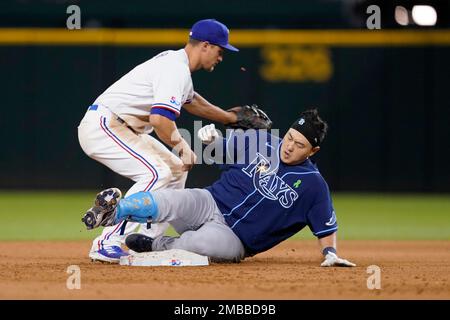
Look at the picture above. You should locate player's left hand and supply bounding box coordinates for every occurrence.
[226,104,273,130]
[320,252,356,267]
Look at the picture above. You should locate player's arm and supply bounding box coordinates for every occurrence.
[318,232,356,267]
[307,192,356,267]
[149,114,181,148]
[183,91,237,124]
[149,114,196,171]
[318,231,337,252]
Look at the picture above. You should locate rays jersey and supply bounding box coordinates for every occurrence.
[206,130,338,256]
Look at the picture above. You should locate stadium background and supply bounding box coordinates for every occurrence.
[0,1,448,252]
[0,0,449,300]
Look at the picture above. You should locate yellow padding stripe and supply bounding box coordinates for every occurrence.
[0,28,450,46]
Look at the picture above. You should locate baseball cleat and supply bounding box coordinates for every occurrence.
[125,234,154,253]
[82,188,122,230]
[89,246,129,264]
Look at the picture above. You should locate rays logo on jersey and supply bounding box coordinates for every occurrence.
[242,153,299,208]
[325,210,337,226]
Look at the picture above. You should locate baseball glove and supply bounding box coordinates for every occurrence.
[227,104,273,130]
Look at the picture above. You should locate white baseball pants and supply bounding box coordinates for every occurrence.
[77,104,187,251]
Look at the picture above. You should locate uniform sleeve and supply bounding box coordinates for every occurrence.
[220,129,257,165]
[201,129,251,168]
[151,63,189,120]
[306,190,338,238]
[209,130,278,167]
[205,131,242,166]
[184,91,195,105]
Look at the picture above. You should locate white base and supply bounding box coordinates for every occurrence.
[119,249,210,267]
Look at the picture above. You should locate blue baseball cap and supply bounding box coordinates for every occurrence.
[189,19,239,52]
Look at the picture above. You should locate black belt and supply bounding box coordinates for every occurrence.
[116,116,138,134]
[87,105,138,134]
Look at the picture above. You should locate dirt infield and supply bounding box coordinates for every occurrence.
[0,240,448,299]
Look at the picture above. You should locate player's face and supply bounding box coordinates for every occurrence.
[280,129,320,165]
[202,44,224,72]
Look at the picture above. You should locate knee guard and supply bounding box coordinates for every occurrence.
[116,191,159,224]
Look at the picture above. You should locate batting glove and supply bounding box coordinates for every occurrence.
[198,124,219,144]
[321,252,356,267]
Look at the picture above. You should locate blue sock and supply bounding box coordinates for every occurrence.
[115,191,159,224]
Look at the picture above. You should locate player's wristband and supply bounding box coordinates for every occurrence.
[322,247,337,256]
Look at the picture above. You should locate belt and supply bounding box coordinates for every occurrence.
[116,116,138,134]
[116,117,126,125]
[88,105,137,134]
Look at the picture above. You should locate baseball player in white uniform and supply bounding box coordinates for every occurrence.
[77,19,239,263]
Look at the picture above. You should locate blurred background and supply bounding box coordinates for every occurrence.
[0,0,449,240]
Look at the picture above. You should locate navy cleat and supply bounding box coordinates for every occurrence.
[89,245,129,264]
[82,188,122,230]
[125,234,154,253]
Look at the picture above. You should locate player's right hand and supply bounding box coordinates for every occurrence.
[180,146,197,171]
[198,124,219,144]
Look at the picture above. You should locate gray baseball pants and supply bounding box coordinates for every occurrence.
[150,188,246,262]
